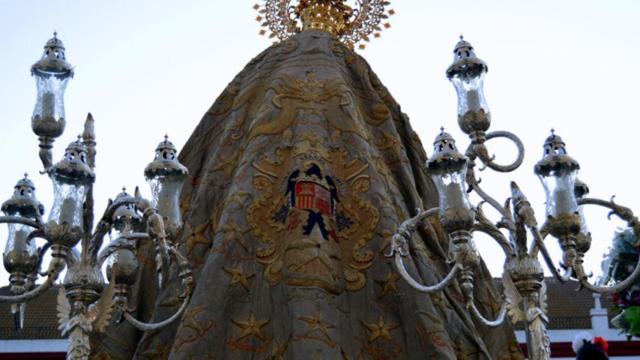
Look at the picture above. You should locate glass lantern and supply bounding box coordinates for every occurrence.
[106,190,141,286]
[2,175,44,293]
[144,136,188,228]
[31,32,73,140]
[426,130,474,233]
[49,138,95,228]
[534,131,580,219]
[446,36,490,134]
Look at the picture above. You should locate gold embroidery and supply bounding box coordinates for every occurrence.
[223,266,254,291]
[231,313,270,342]
[361,316,398,343]
[247,139,379,293]
[374,271,400,299]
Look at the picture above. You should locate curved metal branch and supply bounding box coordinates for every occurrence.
[385,207,439,258]
[578,259,640,295]
[472,204,514,258]
[35,243,52,276]
[570,197,640,293]
[123,292,191,331]
[474,131,525,173]
[0,262,64,303]
[96,233,150,268]
[466,167,511,223]
[122,244,193,331]
[0,216,41,229]
[97,241,136,268]
[395,256,461,293]
[528,223,550,257]
[529,226,569,283]
[470,301,508,328]
[579,197,638,226]
[386,207,462,293]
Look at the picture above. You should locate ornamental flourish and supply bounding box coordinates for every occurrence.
[254,0,395,49]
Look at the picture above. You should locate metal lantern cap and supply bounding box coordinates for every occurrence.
[51,137,95,185]
[574,179,590,199]
[426,129,468,174]
[144,135,188,180]
[534,130,580,177]
[31,32,73,79]
[1,174,44,218]
[446,36,488,80]
[112,189,141,225]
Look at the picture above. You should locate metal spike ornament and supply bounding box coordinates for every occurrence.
[253,0,394,49]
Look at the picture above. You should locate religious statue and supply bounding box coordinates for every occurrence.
[93,1,523,358]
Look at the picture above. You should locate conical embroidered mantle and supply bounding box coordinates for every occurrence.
[94,30,523,360]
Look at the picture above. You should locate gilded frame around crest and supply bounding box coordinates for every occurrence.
[247,136,379,293]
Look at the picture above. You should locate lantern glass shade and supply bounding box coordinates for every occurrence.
[148,175,183,226]
[539,171,578,218]
[431,169,473,217]
[48,180,88,228]
[106,248,139,286]
[3,223,37,274]
[33,74,69,123]
[450,71,489,118]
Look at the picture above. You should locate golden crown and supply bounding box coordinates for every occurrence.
[253,0,395,49]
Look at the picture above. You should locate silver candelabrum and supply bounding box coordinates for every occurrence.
[387,37,640,360]
[0,33,194,360]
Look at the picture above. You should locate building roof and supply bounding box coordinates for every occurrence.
[493,277,615,330]
[0,286,63,340]
[0,278,616,340]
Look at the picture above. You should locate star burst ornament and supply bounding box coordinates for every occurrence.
[253,0,395,49]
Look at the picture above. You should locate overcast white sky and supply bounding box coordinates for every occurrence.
[0,0,638,285]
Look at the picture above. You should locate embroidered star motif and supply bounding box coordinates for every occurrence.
[362,316,398,343]
[269,335,291,359]
[374,272,400,299]
[221,220,249,251]
[299,313,334,340]
[232,313,269,341]
[223,266,254,291]
[184,222,211,253]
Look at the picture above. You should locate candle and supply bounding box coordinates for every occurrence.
[466,89,481,112]
[552,188,577,216]
[41,92,56,121]
[59,197,79,225]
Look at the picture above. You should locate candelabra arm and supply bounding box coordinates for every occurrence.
[578,197,640,233]
[36,242,52,276]
[95,232,150,267]
[467,130,525,173]
[472,204,514,258]
[122,246,193,331]
[0,215,41,228]
[395,254,461,293]
[469,300,507,327]
[465,166,512,226]
[529,224,550,256]
[577,259,640,294]
[123,292,191,331]
[571,196,640,293]
[529,226,569,283]
[0,250,66,303]
[386,207,462,293]
[96,238,138,267]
